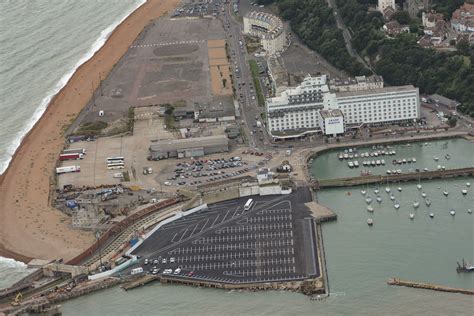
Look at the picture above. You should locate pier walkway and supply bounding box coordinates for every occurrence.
[313,167,474,189]
[387,278,474,295]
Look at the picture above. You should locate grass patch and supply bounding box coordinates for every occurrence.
[76,121,108,136]
[249,60,265,107]
[164,105,176,129]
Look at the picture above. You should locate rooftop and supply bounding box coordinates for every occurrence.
[149,135,228,152]
[336,85,417,98]
[320,109,344,119]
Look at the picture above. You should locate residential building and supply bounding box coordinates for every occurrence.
[378,0,396,13]
[335,86,420,126]
[266,75,329,134]
[383,20,410,36]
[243,11,288,55]
[329,75,384,92]
[451,3,474,33]
[319,109,345,136]
[383,6,397,21]
[266,75,420,136]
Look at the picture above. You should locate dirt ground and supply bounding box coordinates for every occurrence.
[208,40,233,96]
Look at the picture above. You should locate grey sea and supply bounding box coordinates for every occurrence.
[0,0,144,286]
[0,1,473,315]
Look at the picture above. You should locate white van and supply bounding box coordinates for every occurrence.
[131,267,144,275]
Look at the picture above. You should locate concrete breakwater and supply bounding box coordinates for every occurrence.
[314,167,474,188]
[387,278,474,295]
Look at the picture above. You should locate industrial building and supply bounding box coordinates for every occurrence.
[149,135,229,160]
[266,75,420,136]
[193,100,236,123]
[243,11,287,56]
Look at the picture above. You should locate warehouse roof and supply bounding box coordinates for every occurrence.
[149,135,228,152]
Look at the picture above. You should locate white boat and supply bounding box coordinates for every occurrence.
[398,186,402,192]
[374,188,379,194]
[376,160,381,165]
[338,154,344,160]
[421,192,427,198]
[467,182,471,187]
[461,189,467,195]
[348,161,354,168]
[366,197,373,204]
[445,154,450,160]
[417,184,422,190]
[396,170,402,174]
[450,209,456,216]
[381,159,386,165]
[402,158,407,164]
[425,198,431,206]
[443,190,449,196]
[412,157,416,163]
[385,187,391,193]
[390,195,395,201]
[423,168,429,172]
[429,213,434,218]
[376,196,382,203]
[386,170,392,174]
[394,203,400,209]
[433,156,439,161]
[354,161,359,167]
[367,218,374,226]
[361,190,367,195]
[367,206,374,212]
[413,201,420,208]
[371,160,376,166]
[437,165,442,170]
[343,153,349,159]
[468,209,472,214]
[409,213,415,219]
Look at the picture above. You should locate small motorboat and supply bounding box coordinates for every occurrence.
[412,157,416,163]
[390,195,395,201]
[338,154,344,160]
[376,196,382,203]
[361,190,367,195]
[354,161,359,167]
[366,197,373,204]
[367,206,374,212]
[421,192,427,198]
[394,203,400,209]
[348,161,354,168]
[443,190,449,196]
[398,186,402,192]
[413,201,420,208]
[385,187,391,193]
[409,213,415,219]
[461,189,467,195]
[367,218,374,226]
[467,182,471,187]
[450,209,456,216]
[433,156,439,161]
[417,184,422,190]
[425,198,431,206]
[445,154,451,160]
[374,189,379,194]
[429,213,434,218]
[468,209,472,214]
[381,159,386,165]
[386,170,392,175]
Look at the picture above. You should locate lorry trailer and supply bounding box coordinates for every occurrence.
[56,166,81,174]
[59,153,84,161]
[62,148,86,155]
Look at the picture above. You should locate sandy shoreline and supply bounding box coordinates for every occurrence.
[0,0,181,263]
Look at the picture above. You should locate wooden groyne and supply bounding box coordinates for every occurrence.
[314,167,474,188]
[387,278,474,295]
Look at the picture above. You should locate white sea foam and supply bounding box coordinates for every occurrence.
[0,0,146,175]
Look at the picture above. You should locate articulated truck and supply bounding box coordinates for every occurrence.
[56,166,81,174]
[59,153,84,161]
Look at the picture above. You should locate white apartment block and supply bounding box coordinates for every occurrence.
[335,86,420,126]
[378,0,396,12]
[243,11,287,56]
[266,75,420,135]
[266,76,331,133]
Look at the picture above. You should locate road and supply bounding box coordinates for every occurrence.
[326,0,374,73]
[223,1,271,150]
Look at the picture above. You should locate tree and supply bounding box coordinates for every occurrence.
[456,40,470,56]
[392,11,411,25]
[448,117,457,127]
